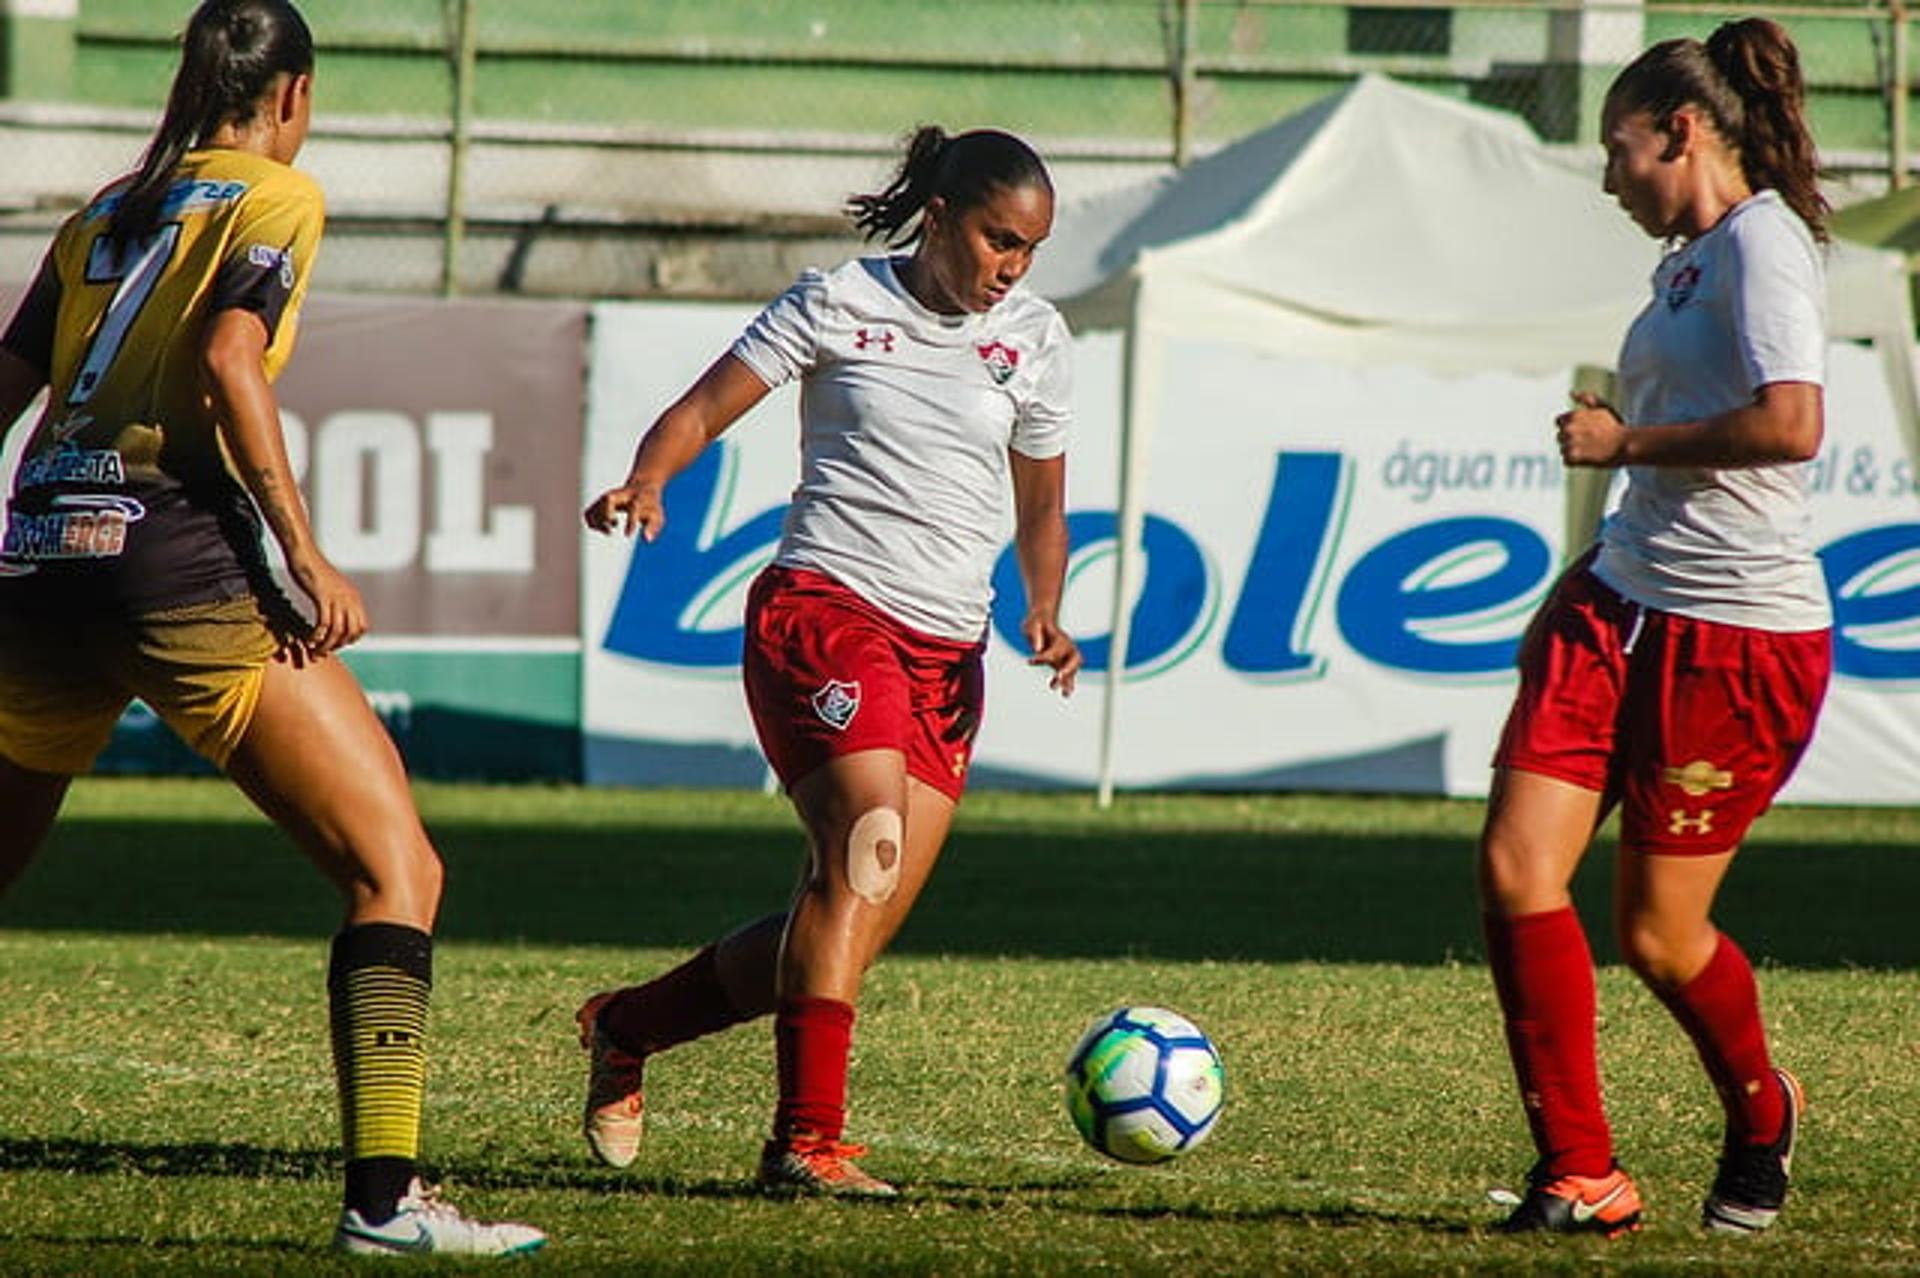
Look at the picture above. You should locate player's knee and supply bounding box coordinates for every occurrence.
[1476,834,1550,911]
[350,838,443,922]
[1616,916,1689,987]
[844,806,904,905]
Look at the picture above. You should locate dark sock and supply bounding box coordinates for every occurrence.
[599,943,751,1057]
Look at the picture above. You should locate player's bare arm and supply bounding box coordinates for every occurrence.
[586,352,772,539]
[1010,449,1079,696]
[202,307,365,655]
[1557,381,1822,469]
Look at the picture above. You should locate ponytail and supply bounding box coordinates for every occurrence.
[846,125,951,246]
[1706,18,1827,241]
[1606,20,1826,242]
[110,0,314,249]
[847,125,1052,247]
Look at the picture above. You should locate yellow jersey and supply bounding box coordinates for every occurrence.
[0,148,322,613]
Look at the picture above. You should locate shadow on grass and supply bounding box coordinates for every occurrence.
[0,1136,764,1202]
[0,1136,1472,1237]
[4,816,1914,969]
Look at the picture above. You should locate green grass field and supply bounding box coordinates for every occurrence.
[1,779,1916,1275]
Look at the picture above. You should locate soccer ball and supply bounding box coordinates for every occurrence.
[1063,1006,1225,1164]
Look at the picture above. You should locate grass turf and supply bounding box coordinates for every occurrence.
[0,779,1916,1274]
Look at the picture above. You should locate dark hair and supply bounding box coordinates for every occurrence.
[1606,19,1826,241]
[847,126,1053,247]
[109,0,314,248]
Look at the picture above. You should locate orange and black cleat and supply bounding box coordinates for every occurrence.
[1495,1162,1644,1237]
[757,1134,898,1198]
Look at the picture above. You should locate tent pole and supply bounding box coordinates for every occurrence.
[1171,0,1199,167]
[1896,0,1911,190]
[1097,276,1150,808]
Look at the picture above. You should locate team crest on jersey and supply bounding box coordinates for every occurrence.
[853,326,897,353]
[1662,758,1733,797]
[977,340,1020,385]
[1664,263,1703,311]
[812,679,862,731]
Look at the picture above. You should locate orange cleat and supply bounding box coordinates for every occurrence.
[576,992,645,1169]
[757,1134,898,1198]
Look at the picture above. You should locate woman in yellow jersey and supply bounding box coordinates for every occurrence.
[0,1,541,1257]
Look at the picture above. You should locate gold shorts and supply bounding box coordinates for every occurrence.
[0,596,285,774]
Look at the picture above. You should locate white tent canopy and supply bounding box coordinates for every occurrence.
[1029,73,1920,803]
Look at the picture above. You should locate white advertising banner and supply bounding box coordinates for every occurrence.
[584,300,1920,803]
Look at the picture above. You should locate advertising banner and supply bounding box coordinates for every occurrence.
[583,298,1920,803]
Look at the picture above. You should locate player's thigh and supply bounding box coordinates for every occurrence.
[224,653,440,921]
[864,775,957,956]
[0,756,73,894]
[789,747,911,900]
[1479,767,1607,914]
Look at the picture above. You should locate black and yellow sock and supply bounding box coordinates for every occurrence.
[328,923,432,1224]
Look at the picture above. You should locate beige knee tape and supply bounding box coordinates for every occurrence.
[846,807,903,904]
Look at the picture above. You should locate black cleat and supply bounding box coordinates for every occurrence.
[1703,1067,1803,1234]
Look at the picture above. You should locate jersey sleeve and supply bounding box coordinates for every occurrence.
[1011,309,1073,460]
[730,268,827,389]
[0,250,62,378]
[209,170,324,346]
[1730,210,1826,390]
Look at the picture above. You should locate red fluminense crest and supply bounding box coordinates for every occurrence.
[977,340,1019,385]
[1664,263,1702,311]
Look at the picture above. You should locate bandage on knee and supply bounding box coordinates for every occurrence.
[845,807,903,904]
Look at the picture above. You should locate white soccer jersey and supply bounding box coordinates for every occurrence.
[730,255,1073,641]
[1594,190,1832,631]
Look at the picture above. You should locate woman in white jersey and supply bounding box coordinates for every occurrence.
[578,127,1079,1195]
[1479,19,1829,1239]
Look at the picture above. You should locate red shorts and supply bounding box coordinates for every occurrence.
[742,565,985,801]
[1495,568,1830,854]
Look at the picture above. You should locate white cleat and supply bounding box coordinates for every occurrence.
[333,1178,547,1257]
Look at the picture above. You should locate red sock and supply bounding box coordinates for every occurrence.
[1484,908,1613,1178]
[1652,932,1782,1145]
[774,995,855,1141]
[600,944,750,1057]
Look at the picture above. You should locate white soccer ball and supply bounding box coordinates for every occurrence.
[1063,1005,1225,1164]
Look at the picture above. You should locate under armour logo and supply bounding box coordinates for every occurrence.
[1668,809,1716,836]
[1662,759,1733,797]
[853,327,896,352]
[374,1029,419,1048]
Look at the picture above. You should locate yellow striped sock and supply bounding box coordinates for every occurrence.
[329,925,432,1164]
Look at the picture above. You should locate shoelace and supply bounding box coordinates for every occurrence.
[398,1181,466,1224]
[1715,1143,1784,1201]
[792,1138,868,1159]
